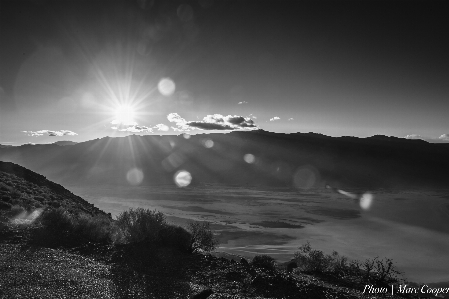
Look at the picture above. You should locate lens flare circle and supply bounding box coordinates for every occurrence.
[293,165,319,190]
[174,170,192,187]
[126,168,144,185]
[244,154,255,164]
[360,192,374,210]
[203,139,214,148]
[158,78,176,96]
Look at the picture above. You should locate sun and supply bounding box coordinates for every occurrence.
[114,104,136,125]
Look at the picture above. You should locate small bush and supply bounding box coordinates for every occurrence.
[33,208,119,246]
[39,208,75,237]
[116,208,167,244]
[158,224,192,252]
[34,196,45,203]
[10,189,22,199]
[318,250,350,277]
[292,242,402,286]
[294,242,333,273]
[50,201,60,208]
[74,213,116,244]
[31,209,74,246]
[187,221,218,253]
[367,257,402,284]
[0,201,12,210]
[251,255,277,271]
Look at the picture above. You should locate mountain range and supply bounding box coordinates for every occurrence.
[1,130,448,189]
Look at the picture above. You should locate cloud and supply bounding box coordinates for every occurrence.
[238,101,248,105]
[167,113,192,131]
[288,118,294,121]
[439,134,449,141]
[404,134,449,143]
[404,134,423,140]
[154,124,169,131]
[112,124,153,133]
[167,113,258,131]
[270,116,280,121]
[111,120,153,133]
[22,130,78,137]
[188,121,234,130]
[127,125,153,133]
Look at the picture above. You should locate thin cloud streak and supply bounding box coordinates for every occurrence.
[404,134,423,140]
[22,130,78,137]
[111,124,153,133]
[404,134,449,143]
[110,119,153,133]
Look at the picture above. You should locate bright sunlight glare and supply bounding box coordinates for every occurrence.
[114,104,136,124]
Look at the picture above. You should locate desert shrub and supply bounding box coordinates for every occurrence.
[50,201,60,208]
[292,243,402,286]
[158,224,192,252]
[115,208,167,244]
[74,213,116,244]
[34,196,45,203]
[10,189,22,199]
[33,201,43,208]
[34,208,119,246]
[363,257,401,284]
[251,255,277,271]
[187,221,218,253]
[294,242,333,273]
[331,251,349,276]
[0,201,12,210]
[39,208,75,238]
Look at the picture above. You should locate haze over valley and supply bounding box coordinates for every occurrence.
[2,132,449,284]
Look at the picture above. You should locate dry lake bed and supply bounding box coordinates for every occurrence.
[68,185,449,284]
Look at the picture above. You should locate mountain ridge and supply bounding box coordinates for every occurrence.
[1,131,448,190]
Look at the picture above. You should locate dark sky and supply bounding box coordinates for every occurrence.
[1,0,448,144]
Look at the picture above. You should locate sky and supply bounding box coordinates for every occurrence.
[1,0,448,145]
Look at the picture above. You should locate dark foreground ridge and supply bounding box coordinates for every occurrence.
[1,162,446,298]
[1,131,448,190]
[0,161,106,217]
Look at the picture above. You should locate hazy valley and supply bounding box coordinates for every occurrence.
[2,131,449,285]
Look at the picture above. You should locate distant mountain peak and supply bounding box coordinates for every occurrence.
[53,141,77,146]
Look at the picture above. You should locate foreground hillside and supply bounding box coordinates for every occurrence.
[0,161,106,217]
[0,162,446,298]
[1,131,448,190]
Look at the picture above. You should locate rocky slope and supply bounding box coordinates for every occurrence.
[0,161,106,218]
